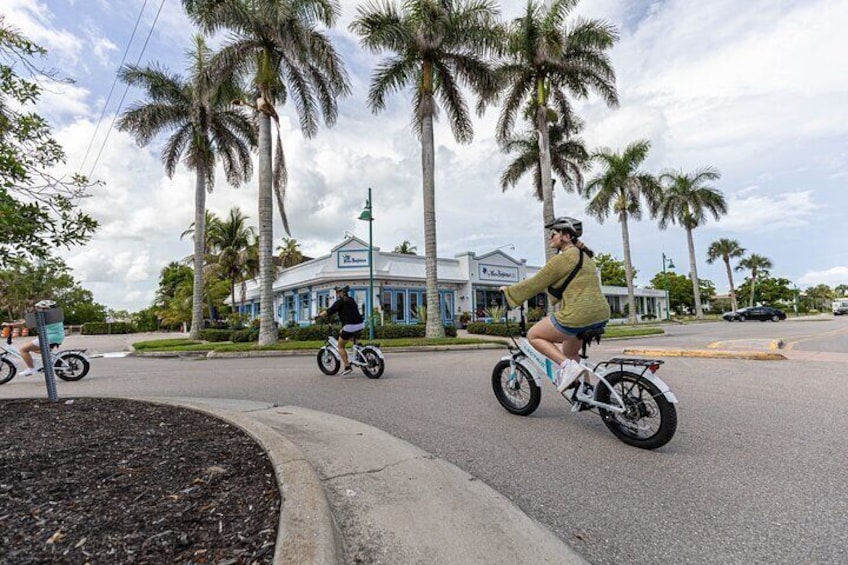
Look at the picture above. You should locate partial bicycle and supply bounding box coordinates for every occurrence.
[0,332,90,385]
[315,322,385,379]
[491,305,678,449]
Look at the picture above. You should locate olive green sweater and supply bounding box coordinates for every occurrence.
[504,247,610,328]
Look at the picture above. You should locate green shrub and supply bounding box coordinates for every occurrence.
[82,322,131,335]
[231,329,258,343]
[466,321,523,337]
[293,325,333,341]
[199,329,233,342]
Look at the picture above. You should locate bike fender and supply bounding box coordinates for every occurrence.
[60,349,87,357]
[321,345,339,359]
[501,355,543,386]
[640,372,678,403]
[363,346,384,359]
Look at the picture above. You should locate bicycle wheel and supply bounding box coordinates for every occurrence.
[0,358,16,385]
[359,349,384,379]
[316,347,340,375]
[54,353,90,381]
[491,360,540,416]
[596,371,677,450]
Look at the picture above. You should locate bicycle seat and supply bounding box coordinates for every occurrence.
[576,328,605,345]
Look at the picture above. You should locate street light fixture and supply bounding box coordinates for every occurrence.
[358,188,375,339]
[662,253,676,320]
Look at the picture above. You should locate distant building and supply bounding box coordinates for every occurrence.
[231,236,669,325]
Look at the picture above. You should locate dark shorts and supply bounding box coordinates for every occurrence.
[340,329,363,340]
[549,315,607,337]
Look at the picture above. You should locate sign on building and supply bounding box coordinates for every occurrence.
[478,263,519,283]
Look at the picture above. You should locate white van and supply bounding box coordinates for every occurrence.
[833,298,848,316]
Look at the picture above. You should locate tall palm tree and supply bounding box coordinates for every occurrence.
[491,0,618,263]
[351,0,502,338]
[706,238,745,312]
[583,140,660,324]
[500,108,589,199]
[276,237,304,267]
[393,240,418,255]
[181,210,222,320]
[184,0,351,345]
[736,253,773,308]
[207,208,259,315]
[657,167,727,319]
[117,36,256,340]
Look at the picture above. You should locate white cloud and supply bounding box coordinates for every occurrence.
[798,266,848,288]
[2,0,83,64]
[717,190,818,232]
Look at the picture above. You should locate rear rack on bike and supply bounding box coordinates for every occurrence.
[596,358,664,373]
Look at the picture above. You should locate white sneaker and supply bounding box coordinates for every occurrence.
[19,368,37,377]
[556,360,584,393]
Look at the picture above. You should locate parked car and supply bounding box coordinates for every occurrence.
[723,306,786,322]
[832,299,848,316]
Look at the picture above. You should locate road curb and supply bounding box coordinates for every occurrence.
[129,397,342,565]
[623,348,787,360]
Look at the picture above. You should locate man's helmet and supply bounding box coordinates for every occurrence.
[35,299,56,310]
[333,285,350,293]
[545,216,583,238]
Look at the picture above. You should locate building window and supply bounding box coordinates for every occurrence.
[395,291,405,322]
[382,290,392,318]
[474,288,504,318]
[284,295,295,323]
[299,292,310,321]
[317,292,330,312]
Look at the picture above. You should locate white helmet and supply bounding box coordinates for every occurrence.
[35,299,56,310]
[545,216,583,238]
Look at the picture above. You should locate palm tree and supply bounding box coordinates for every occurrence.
[393,240,418,255]
[583,140,660,324]
[207,208,259,315]
[657,167,727,319]
[181,210,222,320]
[491,0,618,263]
[736,253,773,308]
[351,0,501,338]
[276,237,304,268]
[117,36,256,340]
[184,0,351,345]
[706,238,745,312]
[500,108,589,199]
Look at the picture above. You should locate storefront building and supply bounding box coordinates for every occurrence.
[234,236,669,326]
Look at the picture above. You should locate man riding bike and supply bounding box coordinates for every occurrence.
[314,285,365,375]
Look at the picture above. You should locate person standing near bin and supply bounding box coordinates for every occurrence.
[2,300,64,376]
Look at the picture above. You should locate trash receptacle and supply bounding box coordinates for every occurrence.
[25,307,64,329]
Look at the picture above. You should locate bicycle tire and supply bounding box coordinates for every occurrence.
[491,359,540,416]
[317,347,340,375]
[360,348,384,379]
[54,353,90,381]
[596,371,677,450]
[0,358,16,385]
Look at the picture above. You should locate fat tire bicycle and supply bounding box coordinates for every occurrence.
[491,305,678,450]
[315,322,385,379]
[0,333,90,385]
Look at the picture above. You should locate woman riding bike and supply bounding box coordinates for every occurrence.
[314,285,365,375]
[500,217,610,393]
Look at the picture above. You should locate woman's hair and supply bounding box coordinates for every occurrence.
[560,232,595,258]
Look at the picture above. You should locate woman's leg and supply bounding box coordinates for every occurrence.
[527,318,566,365]
[560,335,582,362]
[21,341,38,368]
[337,336,351,368]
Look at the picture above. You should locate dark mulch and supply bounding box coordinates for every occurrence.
[0,398,280,564]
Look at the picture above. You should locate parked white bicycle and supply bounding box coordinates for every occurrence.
[0,332,90,385]
[315,322,385,379]
[491,305,678,449]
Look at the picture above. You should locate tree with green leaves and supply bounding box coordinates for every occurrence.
[593,252,633,287]
[351,0,501,338]
[393,241,418,255]
[657,167,727,319]
[706,238,745,312]
[736,253,773,307]
[491,0,618,263]
[184,0,351,345]
[0,18,98,265]
[207,208,259,315]
[834,284,848,297]
[277,237,304,267]
[118,36,256,340]
[649,271,714,316]
[736,276,793,309]
[582,139,660,324]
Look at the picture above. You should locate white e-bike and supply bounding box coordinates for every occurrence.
[491,306,678,449]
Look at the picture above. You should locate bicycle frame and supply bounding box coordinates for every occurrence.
[324,335,383,366]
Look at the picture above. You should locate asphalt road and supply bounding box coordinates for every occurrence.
[3,319,847,564]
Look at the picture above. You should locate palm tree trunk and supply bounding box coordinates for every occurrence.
[536,106,555,264]
[687,227,703,319]
[620,212,637,324]
[230,281,237,316]
[724,258,737,312]
[190,169,206,340]
[421,102,444,339]
[749,270,757,308]
[257,110,277,345]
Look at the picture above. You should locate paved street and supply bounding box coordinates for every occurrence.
[3,318,848,564]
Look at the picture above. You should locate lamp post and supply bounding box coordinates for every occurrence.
[662,253,676,320]
[358,188,375,339]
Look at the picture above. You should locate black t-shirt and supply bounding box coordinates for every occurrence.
[325,296,363,325]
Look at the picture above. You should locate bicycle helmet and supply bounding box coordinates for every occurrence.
[545,216,583,238]
[35,299,56,310]
[333,285,350,294]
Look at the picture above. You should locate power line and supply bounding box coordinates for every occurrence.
[79,0,150,172]
[87,0,167,179]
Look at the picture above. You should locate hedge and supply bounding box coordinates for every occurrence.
[197,324,458,343]
[81,322,132,335]
[199,329,233,342]
[466,321,525,337]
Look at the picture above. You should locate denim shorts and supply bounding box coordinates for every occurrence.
[549,315,607,337]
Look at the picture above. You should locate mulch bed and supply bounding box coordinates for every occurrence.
[0,398,280,564]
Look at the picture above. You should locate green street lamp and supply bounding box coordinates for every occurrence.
[358,188,375,339]
[662,253,676,320]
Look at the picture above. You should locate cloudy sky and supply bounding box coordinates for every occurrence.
[4,0,847,311]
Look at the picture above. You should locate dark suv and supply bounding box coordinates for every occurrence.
[723,306,786,322]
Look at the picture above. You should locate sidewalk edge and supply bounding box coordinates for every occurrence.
[622,348,787,360]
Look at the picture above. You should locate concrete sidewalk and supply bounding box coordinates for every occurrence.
[141,397,586,565]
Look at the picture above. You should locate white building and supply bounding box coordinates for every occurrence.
[233,236,669,325]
